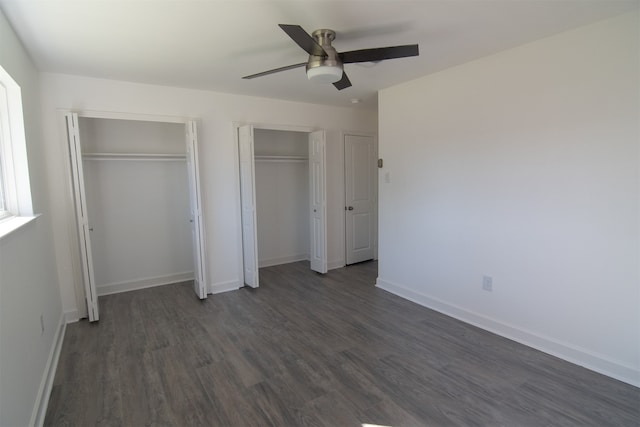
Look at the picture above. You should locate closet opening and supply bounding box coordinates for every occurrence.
[255,129,310,268]
[66,112,207,322]
[237,124,327,289]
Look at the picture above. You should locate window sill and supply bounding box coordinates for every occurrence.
[0,214,40,240]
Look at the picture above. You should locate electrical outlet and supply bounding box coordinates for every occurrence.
[40,314,45,334]
[482,275,493,292]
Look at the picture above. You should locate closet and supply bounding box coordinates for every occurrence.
[66,113,207,322]
[254,129,310,268]
[238,124,327,288]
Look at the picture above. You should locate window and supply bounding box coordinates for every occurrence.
[0,80,15,220]
[0,64,34,236]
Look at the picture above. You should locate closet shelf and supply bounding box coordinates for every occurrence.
[82,152,186,161]
[254,155,308,163]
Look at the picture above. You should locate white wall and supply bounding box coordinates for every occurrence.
[79,117,186,154]
[377,11,639,386]
[0,9,64,427]
[84,161,194,292]
[39,73,377,317]
[254,129,310,267]
[254,128,308,157]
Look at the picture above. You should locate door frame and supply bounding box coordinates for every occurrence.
[342,131,379,264]
[233,122,324,283]
[62,109,205,320]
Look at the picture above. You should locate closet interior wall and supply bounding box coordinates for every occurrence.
[79,117,194,296]
[254,129,309,268]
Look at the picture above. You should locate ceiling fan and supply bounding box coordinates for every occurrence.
[242,24,419,90]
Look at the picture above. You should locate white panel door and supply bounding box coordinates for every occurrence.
[65,113,99,321]
[186,121,207,299]
[238,125,259,287]
[345,134,376,265]
[309,130,328,273]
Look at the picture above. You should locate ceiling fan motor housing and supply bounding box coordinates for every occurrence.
[306,29,344,83]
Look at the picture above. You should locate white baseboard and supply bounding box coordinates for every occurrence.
[255,257,344,271]
[30,312,66,427]
[376,277,640,388]
[258,254,309,268]
[96,271,194,296]
[328,259,346,270]
[64,309,82,323]
[208,279,241,295]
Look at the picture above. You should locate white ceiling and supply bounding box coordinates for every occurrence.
[1,0,637,110]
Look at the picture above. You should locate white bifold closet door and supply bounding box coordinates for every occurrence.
[308,130,328,274]
[238,125,259,287]
[66,113,208,321]
[186,121,207,299]
[66,113,99,321]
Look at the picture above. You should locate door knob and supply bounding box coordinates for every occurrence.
[348,206,354,210]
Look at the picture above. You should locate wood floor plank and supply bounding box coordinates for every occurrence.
[117,350,176,426]
[150,346,220,427]
[358,398,429,427]
[300,392,365,427]
[196,360,271,427]
[45,261,640,426]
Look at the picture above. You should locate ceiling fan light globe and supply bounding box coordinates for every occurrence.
[307,65,343,84]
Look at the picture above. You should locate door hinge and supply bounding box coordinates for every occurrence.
[377,158,383,168]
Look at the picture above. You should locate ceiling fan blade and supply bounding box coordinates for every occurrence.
[278,24,327,56]
[333,71,352,90]
[242,62,307,79]
[339,44,419,64]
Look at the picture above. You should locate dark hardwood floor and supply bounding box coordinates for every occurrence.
[45,261,639,426]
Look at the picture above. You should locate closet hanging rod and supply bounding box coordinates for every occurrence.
[254,155,308,163]
[82,153,187,161]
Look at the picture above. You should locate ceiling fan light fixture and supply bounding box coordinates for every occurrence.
[306,65,343,84]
